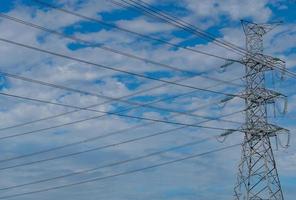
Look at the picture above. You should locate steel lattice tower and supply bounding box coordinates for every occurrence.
[233,21,289,200]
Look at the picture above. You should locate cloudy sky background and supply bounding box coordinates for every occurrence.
[0,0,295,199]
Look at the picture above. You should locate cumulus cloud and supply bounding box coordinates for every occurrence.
[0,0,294,200]
[184,0,272,24]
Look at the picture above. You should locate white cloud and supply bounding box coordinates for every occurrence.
[184,0,272,24]
[116,17,174,34]
[0,0,294,199]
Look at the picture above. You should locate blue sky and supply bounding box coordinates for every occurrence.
[0,0,295,199]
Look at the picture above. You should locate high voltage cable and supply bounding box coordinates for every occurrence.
[0,13,242,88]
[0,71,242,125]
[0,72,244,132]
[0,106,244,166]
[0,84,245,164]
[117,0,257,56]
[32,0,296,80]
[0,135,220,191]
[31,0,232,61]
[117,0,247,55]
[0,34,244,166]
[36,0,244,57]
[0,1,292,198]
[0,74,212,131]
[0,57,247,131]
[0,38,244,132]
[0,143,240,199]
[0,69,246,141]
[0,69,245,144]
[129,0,248,53]
[0,90,243,142]
[0,107,239,163]
[118,0,296,79]
[0,38,240,98]
[0,115,240,171]
[0,91,242,141]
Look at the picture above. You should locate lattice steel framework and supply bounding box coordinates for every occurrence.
[233,21,288,200]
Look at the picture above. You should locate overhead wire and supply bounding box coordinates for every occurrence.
[0,70,245,132]
[0,37,240,98]
[0,143,241,199]
[0,13,243,88]
[0,0,250,162]
[0,1,292,199]
[0,64,246,163]
[31,0,233,61]
[116,0,296,79]
[134,0,247,52]
[31,0,296,80]
[0,106,245,166]
[0,106,242,164]
[0,1,268,198]
[117,0,247,55]
[0,70,243,126]
[17,1,292,98]
[0,73,216,131]
[0,134,225,191]
[117,0,261,57]
[0,61,247,141]
[0,78,246,164]
[0,7,245,169]
[0,24,246,131]
[0,91,242,141]
[0,111,242,171]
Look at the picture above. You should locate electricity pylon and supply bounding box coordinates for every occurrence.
[233,21,289,200]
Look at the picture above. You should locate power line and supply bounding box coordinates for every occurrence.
[0,70,242,125]
[0,110,243,171]
[35,0,246,59]
[0,106,244,166]
[0,1,291,199]
[117,0,296,80]
[0,134,218,191]
[0,119,233,171]
[116,0,253,56]
[32,0,296,80]
[132,0,247,51]
[0,38,239,98]
[33,0,296,78]
[0,72,243,132]
[0,70,246,146]
[32,0,233,61]
[0,13,242,88]
[0,94,243,163]
[117,0,246,55]
[0,42,245,132]
[0,143,240,199]
[0,75,206,131]
[0,75,245,163]
[115,0,254,58]
[0,91,242,141]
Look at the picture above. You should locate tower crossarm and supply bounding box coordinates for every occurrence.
[242,53,286,74]
[241,123,289,138]
[242,87,286,105]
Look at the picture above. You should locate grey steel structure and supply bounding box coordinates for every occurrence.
[233,21,289,200]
